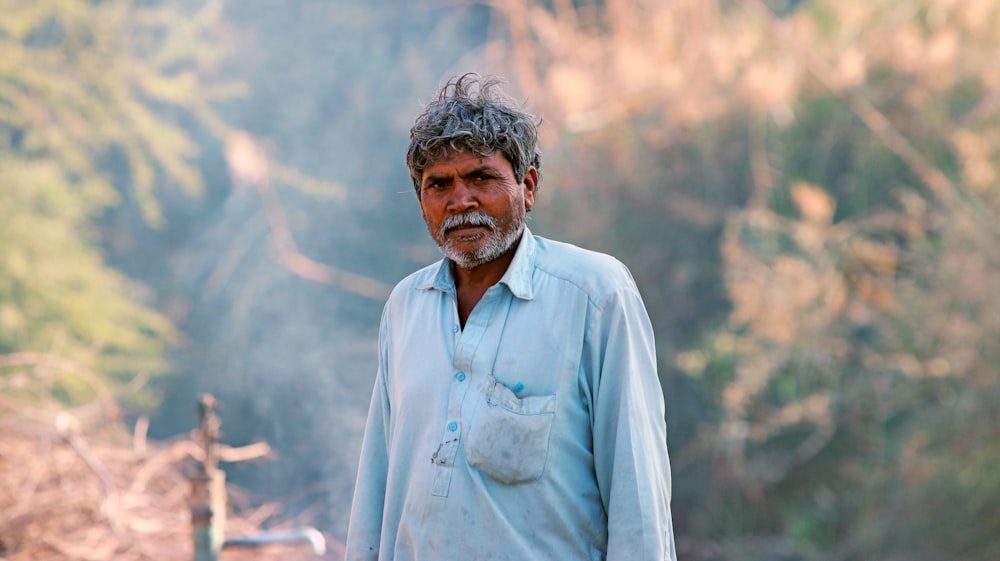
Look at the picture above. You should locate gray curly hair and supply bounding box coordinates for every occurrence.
[406,73,542,194]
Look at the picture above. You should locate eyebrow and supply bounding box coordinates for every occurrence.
[420,173,451,189]
[463,166,502,178]
[421,165,501,187]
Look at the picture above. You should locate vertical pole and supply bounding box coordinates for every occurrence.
[192,394,226,561]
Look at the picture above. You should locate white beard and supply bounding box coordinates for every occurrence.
[433,209,525,269]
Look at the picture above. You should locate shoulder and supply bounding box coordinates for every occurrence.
[396,260,441,290]
[531,235,638,304]
[382,260,442,309]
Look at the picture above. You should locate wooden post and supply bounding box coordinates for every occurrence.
[188,393,330,559]
[191,394,226,561]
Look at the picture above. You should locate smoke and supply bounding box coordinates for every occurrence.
[144,0,498,538]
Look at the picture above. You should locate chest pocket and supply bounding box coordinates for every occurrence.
[466,377,556,485]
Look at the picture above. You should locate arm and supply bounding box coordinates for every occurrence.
[587,285,677,561]
[345,312,392,561]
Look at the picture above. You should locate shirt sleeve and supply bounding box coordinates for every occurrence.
[586,284,677,561]
[345,309,392,561]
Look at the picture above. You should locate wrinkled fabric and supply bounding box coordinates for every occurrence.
[345,229,677,561]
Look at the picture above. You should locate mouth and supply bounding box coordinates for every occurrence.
[446,224,489,239]
[440,212,497,241]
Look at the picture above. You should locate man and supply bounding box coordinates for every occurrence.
[346,73,676,561]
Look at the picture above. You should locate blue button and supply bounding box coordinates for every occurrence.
[453,325,460,333]
[456,372,466,382]
[448,422,458,432]
[514,383,524,393]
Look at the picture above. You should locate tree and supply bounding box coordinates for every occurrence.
[0,0,237,405]
[486,0,1000,558]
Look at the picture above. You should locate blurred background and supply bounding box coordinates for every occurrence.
[2,0,999,559]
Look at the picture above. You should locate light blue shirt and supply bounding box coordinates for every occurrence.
[346,228,676,561]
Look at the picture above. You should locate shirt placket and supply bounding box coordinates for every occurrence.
[430,286,502,497]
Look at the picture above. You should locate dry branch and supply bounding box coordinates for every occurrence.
[0,363,345,561]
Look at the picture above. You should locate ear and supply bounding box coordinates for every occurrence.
[521,167,538,210]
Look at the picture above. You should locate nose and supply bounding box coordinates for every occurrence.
[446,180,478,213]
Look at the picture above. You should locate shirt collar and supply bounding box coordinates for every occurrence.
[417,226,536,301]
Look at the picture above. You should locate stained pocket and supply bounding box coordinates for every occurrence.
[466,377,556,485]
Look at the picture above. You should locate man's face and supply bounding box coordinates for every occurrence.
[418,150,536,270]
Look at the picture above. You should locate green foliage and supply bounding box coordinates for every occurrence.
[493,0,1000,558]
[0,158,171,405]
[0,0,240,226]
[0,0,237,406]
[688,2,1000,557]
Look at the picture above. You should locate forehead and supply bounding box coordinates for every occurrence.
[421,150,513,178]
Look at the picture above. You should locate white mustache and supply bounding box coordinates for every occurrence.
[440,212,496,236]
